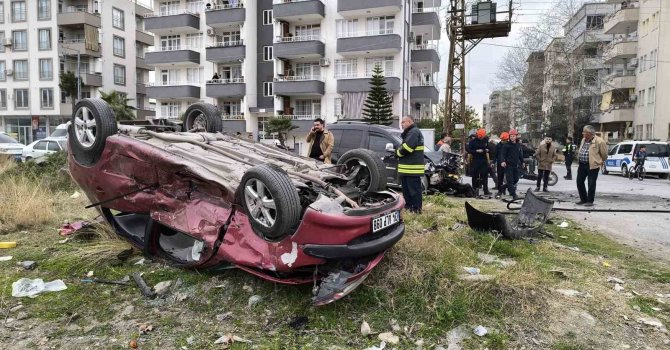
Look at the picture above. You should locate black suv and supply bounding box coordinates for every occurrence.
[328,122,428,187]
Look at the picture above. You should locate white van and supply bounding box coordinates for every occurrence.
[603,141,670,178]
[49,123,70,139]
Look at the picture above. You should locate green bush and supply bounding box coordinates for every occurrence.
[0,152,75,192]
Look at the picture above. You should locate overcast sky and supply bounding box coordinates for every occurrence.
[436,0,557,119]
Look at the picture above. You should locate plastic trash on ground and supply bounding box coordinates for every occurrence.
[12,278,68,298]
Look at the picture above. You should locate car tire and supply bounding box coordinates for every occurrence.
[621,164,629,178]
[238,164,301,241]
[659,173,668,180]
[182,103,222,133]
[68,98,118,166]
[548,171,558,186]
[337,148,387,193]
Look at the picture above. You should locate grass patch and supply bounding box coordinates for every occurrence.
[0,176,57,232]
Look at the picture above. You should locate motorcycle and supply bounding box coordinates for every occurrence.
[423,152,475,197]
[519,161,558,186]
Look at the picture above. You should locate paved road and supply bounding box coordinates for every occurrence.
[465,163,670,263]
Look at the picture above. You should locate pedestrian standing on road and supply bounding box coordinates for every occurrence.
[468,128,491,197]
[576,125,608,207]
[495,132,509,197]
[562,137,577,180]
[487,137,499,191]
[306,118,335,164]
[500,129,524,200]
[535,136,557,192]
[396,116,425,213]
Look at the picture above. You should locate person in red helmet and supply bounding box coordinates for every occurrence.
[500,129,524,200]
[495,132,509,198]
[468,128,491,197]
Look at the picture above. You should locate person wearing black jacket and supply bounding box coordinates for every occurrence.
[468,129,491,196]
[500,129,524,200]
[562,137,577,180]
[396,116,425,213]
[495,132,509,197]
[487,138,499,190]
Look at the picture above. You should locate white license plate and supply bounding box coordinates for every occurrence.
[649,165,657,169]
[372,211,400,232]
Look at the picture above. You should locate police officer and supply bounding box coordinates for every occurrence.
[396,116,425,213]
[562,136,577,180]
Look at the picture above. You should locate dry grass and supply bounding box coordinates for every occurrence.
[0,175,57,231]
[0,155,16,174]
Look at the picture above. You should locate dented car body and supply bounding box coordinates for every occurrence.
[67,99,405,305]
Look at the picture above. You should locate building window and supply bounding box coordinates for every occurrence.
[0,61,5,81]
[366,16,395,35]
[365,57,394,76]
[294,99,321,116]
[0,32,4,53]
[0,89,6,109]
[112,7,125,30]
[334,97,343,117]
[648,87,655,105]
[113,64,126,85]
[11,1,26,22]
[13,60,28,80]
[0,4,4,24]
[41,88,54,109]
[335,59,357,79]
[15,89,29,109]
[159,1,179,16]
[263,46,273,61]
[160,35,180,51]
[263,82,273,97]
[37,0,50,20]
[39,58,53,80]
[38,28,51,50]
[295,62,320,78]
[12,30,27,51]
[113,36,125,57]
[336,19,358,38]
[645,124,652,140]
[263,10,273,25]
[586,15,603,30]
[185,33,202,49]
[161,101,181,118]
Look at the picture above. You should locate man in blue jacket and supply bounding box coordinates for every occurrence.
[500,129,524,200]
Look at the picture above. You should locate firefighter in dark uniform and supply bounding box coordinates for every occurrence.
[562,136,577,180]
[468,128,492,197]
[396,116,425,213]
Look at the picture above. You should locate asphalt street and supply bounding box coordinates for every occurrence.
[464,162,670,263]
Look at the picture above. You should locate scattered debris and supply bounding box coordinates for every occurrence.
[607,277,625,284]
[549,270,569,279]
[463,267,480,275]
[213,334,252,345]
[0,242,17,249]
[638,317,669,333]
[120,305,135,317]
[57,238,70,244]
[0,256,12,261]
[216,312,233,322]
[633,305,641,312]
[153,280,173,297]
[556,289,592,298]
[389,319,401,332]
[133,258,146,265]
[129,339,138,349]
[58,221,92,236]
[86,270,94,277]
[132,273,156,299]
[602,261,611,267]
[247,295,262,308]
[415,339,425,347]
[186,336,195,345]
[361,321,372,336]
[445,324,470,350]
[477,253,517,268]
[558,222,569,228]
[473,325,488,337]
[451,222,464,231]
[652,307,662,312]
[242,285,253,293]
[138,324,154,334]
[378,332,399,345]
[568,246,581,252]
[18,261,37,270]
[70,191,81,199]
[458,274,495,282]
[288,316,308,330]
[614,284,625,292]
[632,290,641,296]
[9,304,24,312]
[559,235,568,239]
[12,278,67,298]
[362,342,386,350]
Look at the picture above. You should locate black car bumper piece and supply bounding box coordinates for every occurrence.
[302,223,405,259]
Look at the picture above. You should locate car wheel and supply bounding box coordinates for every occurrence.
[239,164,301,241]
[68,98,118,166]
[621,164,629,178]
[548,171,558,186]
[25,156,32,162]
[337,149,387,193]
[659,173,668,180]
[183,103,222,133]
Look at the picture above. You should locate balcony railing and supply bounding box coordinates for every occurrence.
[411,79,436,87]
[412,43,437,50]
[61,6,94,13]
[205,1,244,11]
[275,35,321,43]
[364,70,395,77]
[146,81,200,86]
[148,45,200,52]
[604,1,639,21]
[144,9,199,18]
[273,0,317,4]
[275,75,323,81]
[337,28,395,38]
[278,114,322,120]
[208,40,244,48]
[221,114,245,120]
[207,78,245,84]
[412,7,438,13]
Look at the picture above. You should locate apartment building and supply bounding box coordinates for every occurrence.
[143,0,441,152]
[0,0,153,145]
[542,38,569,117]
[482,102,490,132]
[520,51,544,143]
[563,1,617,135]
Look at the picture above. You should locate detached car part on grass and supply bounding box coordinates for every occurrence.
[67,99,405,305]
[423,152,475,197]
[465,189,554,239]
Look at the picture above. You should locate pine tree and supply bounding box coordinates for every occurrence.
[362,64,394,126]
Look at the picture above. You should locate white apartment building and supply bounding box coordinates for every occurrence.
[0,0,154,145]
[143,0,441,152]
[542,37,569,118]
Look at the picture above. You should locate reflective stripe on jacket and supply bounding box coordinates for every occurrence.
[396,124,425,176]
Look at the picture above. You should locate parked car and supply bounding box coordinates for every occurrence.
[603,141,670,178]
[67,99,405,305]
[328,122,473,196]
[49,123,70,139]
[0,133,25,162]
[22,138,68,162]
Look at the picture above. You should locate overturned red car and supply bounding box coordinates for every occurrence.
[67,99,405,305]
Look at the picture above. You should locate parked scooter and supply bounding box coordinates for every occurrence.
[519,163,558,186]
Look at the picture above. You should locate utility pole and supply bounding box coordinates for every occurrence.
[77,51,81,101]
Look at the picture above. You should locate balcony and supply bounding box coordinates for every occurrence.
[136,30,154,46]
[412,8,441,40]
[57,8,101,28]
[146,82,201,100]
[411,43,440,69]
[136,56,154,71]
[206,41,246,63]
[337,30,402,56]
[222,118,247,134]
[145,46,201,66]
[58,40,101,58]
[273,0,324,22]
[410,81,439,102]
[206,78,246,98]
[136,107,156,120]
[581,57,604,70]
[338,0,402,17]
[144,10,200,35]
[80,73,102,87]
[604,4,640,34]
[135,1,154,16]
[600,105,634,124]
[603,39,637,64]
[137,83,147,95]
[601,74,636,93]
[274,35,325,59]
[205,2,245,28]
[336,73,401,93]
[273,76,325,96]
